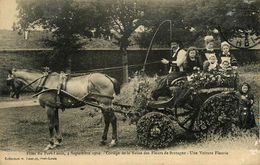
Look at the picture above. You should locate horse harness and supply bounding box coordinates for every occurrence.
[11,72,49,98]
[13,71,115,111]
[56,72,68,110]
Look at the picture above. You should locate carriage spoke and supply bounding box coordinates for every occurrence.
[181,114,194,126]
[188,115,197,130]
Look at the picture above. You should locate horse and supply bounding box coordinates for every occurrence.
[7,68,120,150]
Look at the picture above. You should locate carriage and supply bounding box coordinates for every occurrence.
[128,69,241,148]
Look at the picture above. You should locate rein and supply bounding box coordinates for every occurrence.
[11,74,48,98]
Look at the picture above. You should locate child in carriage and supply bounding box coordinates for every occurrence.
[236,83,256,129]
[203,54,219,72]
[219,59,233,73]
[183,47,202,74]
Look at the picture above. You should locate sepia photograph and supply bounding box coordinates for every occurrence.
[0,0,259,164]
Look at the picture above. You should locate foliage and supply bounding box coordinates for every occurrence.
[136,0,260,48]
[113,73,157,106]
[16,0,104,71]
[199,93,241,137]
[99,0,145,50]
[136,112,175,148]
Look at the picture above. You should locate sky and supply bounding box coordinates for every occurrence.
[0,0,18,30]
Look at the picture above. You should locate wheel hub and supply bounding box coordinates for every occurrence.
[150,126,161,137]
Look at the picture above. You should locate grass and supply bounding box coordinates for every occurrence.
[0,30,49,49]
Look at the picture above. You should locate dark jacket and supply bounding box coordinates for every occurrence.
[237,90,254,108]
[183,57,201,74]
[236,83,256,129]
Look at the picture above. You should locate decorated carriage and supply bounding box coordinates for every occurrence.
[127,69,241,148]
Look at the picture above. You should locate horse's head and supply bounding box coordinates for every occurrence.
[7,68,48,98]
[6,68,32,98]
[6,68,23,98]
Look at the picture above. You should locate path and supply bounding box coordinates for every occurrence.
[0,99,39,109]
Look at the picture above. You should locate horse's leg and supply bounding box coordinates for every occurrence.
[54,108,63,146]
[44,106,56,150]
[109,112,118,147]
[100,112,110,145]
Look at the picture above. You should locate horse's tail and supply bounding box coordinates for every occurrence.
[106,75,120,95]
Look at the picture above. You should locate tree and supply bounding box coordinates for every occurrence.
[136,0,259,48]
[91,0,145,83]
[16,0,101,72]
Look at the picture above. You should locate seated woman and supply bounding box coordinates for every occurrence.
[183,47,201,74]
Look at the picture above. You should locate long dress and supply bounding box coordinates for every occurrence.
[236,91,256,129]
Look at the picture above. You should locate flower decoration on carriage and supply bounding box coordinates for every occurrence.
[187,69,238,90]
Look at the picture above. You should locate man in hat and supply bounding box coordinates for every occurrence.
[161,41,187,73]
[151,41,186,100]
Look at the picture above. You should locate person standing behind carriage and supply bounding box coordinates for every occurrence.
[219,41,238,69]
[236,83,256,129]
[151,41,187,100]
[183,47,202,74]
[200,35,220,65]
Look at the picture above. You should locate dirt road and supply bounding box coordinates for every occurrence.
[0,99,39,109]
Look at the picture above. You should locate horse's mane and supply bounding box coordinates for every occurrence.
[16,68,61,75]
[17,68,43,73]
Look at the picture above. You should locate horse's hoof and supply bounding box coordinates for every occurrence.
[54,139,63,146]
[109,139,117,147]
[54,141,63,146]
[99,140,107,146]
[44,144,56,151]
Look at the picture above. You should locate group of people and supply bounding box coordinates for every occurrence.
[152,35,256,129]
[161,35,237,75]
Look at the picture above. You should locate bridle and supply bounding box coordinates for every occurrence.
[11,73,49,98]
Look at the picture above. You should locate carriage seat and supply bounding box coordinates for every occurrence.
[147,96,175,109]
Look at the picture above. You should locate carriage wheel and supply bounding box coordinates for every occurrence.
[175,104,207,133]
[199,93,240,136]
[136,112,175,148]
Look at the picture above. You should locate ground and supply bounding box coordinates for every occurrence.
[0,105,258,153]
